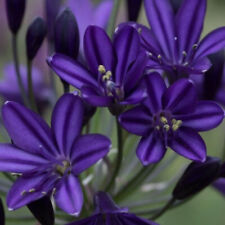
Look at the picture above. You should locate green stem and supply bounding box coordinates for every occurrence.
[105,117,123,192]
[115,164,157,202]
[12,34,29,106]
[27,60,38,112]
[149,197,176,220]
[106,0,121,37]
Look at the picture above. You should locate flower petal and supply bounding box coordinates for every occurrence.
[144,72,166,114]
[47,54,98,89]
[177,101,224,131]
[213,178,225,196]
[54,175,83,215]
[51,94,84,155]
[162,79,197,114]
[119,106,152,136]
[114,26,140,85]
[0,144,48,173]
[72,134,111,175]
[176,0,206,57]
[7,173,56,210]
[66,215,103,225]
[2,101,57,157]
[144,0,175,59]
[84,26,114,75]
[136,134,166,165]
[168,127,206,162]
[194,27,225,59]
[81,85,113,107]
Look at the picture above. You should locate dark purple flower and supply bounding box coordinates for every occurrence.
[66,0,113,53]
[119,73,224,165]
[135,0,225,76]
[0,94,111,215]
[48,25,147,110]
[67,192,159,225]
[173,157,221,200]
[5,0,26,34]
[0,63,51,107]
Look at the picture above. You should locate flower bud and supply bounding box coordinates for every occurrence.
[28,196,54,225]
[45,0,61,42]
[5,0,26,34]
[26,17,47,60]
[173,157,221,200]
[54,8,80,60]
[126,0,142,21]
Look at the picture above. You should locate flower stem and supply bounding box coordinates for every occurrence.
[105,117,123,192]
[27,60,38,112]
[106,0,121,37]
[115,164,157,202]
[149,197,176,220]
[12,34,29,106]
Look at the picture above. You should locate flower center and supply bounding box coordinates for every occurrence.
[153,112,183,143]
[55,160,71,176]
[98,65,124,101]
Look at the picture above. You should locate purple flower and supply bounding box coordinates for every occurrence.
[212,162,225,196]
[119,73,224,165]
[48,25,147,110]
[136,0,225,76]
[66,0,113,53]
[0,63,51,107]
[0,94,111,215]
[67,192,159,225]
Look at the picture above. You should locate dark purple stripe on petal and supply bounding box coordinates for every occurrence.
[176,0,206,57]
[144,0,175,59]
[51,94,84,156]
[168,127,206,162]
[71,134,111,175]
[177,101,224,131]
[54,175,83,215]
[47,54,98,89]
[119,106,152,136]
[84,26,115,75]
[136,134,166,165]
[162,79,197,114]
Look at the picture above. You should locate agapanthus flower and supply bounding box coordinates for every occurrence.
[0,63,51,107]
[0,93,111,215]
[119,73,224,165]
[66,0,113,54]
[67,192,159,225]
[48,25,147,110]
[136,0,225,77]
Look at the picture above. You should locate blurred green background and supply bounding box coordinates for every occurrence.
[0,0,225,224]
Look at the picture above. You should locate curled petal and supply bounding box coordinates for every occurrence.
[72,134,111,175]
[168,127,206,162]
[136,134,166,165]
[54,175,83,215]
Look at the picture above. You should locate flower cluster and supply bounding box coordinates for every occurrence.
[0,0,225,225]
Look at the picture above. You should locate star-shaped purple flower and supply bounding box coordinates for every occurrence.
[48,25,147,109]
[137,0,225,76]
[119,73,224,165]
[67,192,159,225]
[0,94,111,215]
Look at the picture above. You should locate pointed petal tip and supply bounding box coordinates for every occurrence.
[70,211,80,217]
[8,208,14,211]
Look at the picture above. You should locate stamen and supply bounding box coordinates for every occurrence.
[138,27,142,33]
[42,191,47,195]
[21,190,26,196]
[102,71,112,82]
[157,54,162,60]
[160,116,168,124]
[192,44,198,50]
[164,124,170,131]
[174,36,178,41]
[29,188,35,193]
[172,120,182,131]
[156,125,160,130]
[98,65,106,74]
[182,51,187,57]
